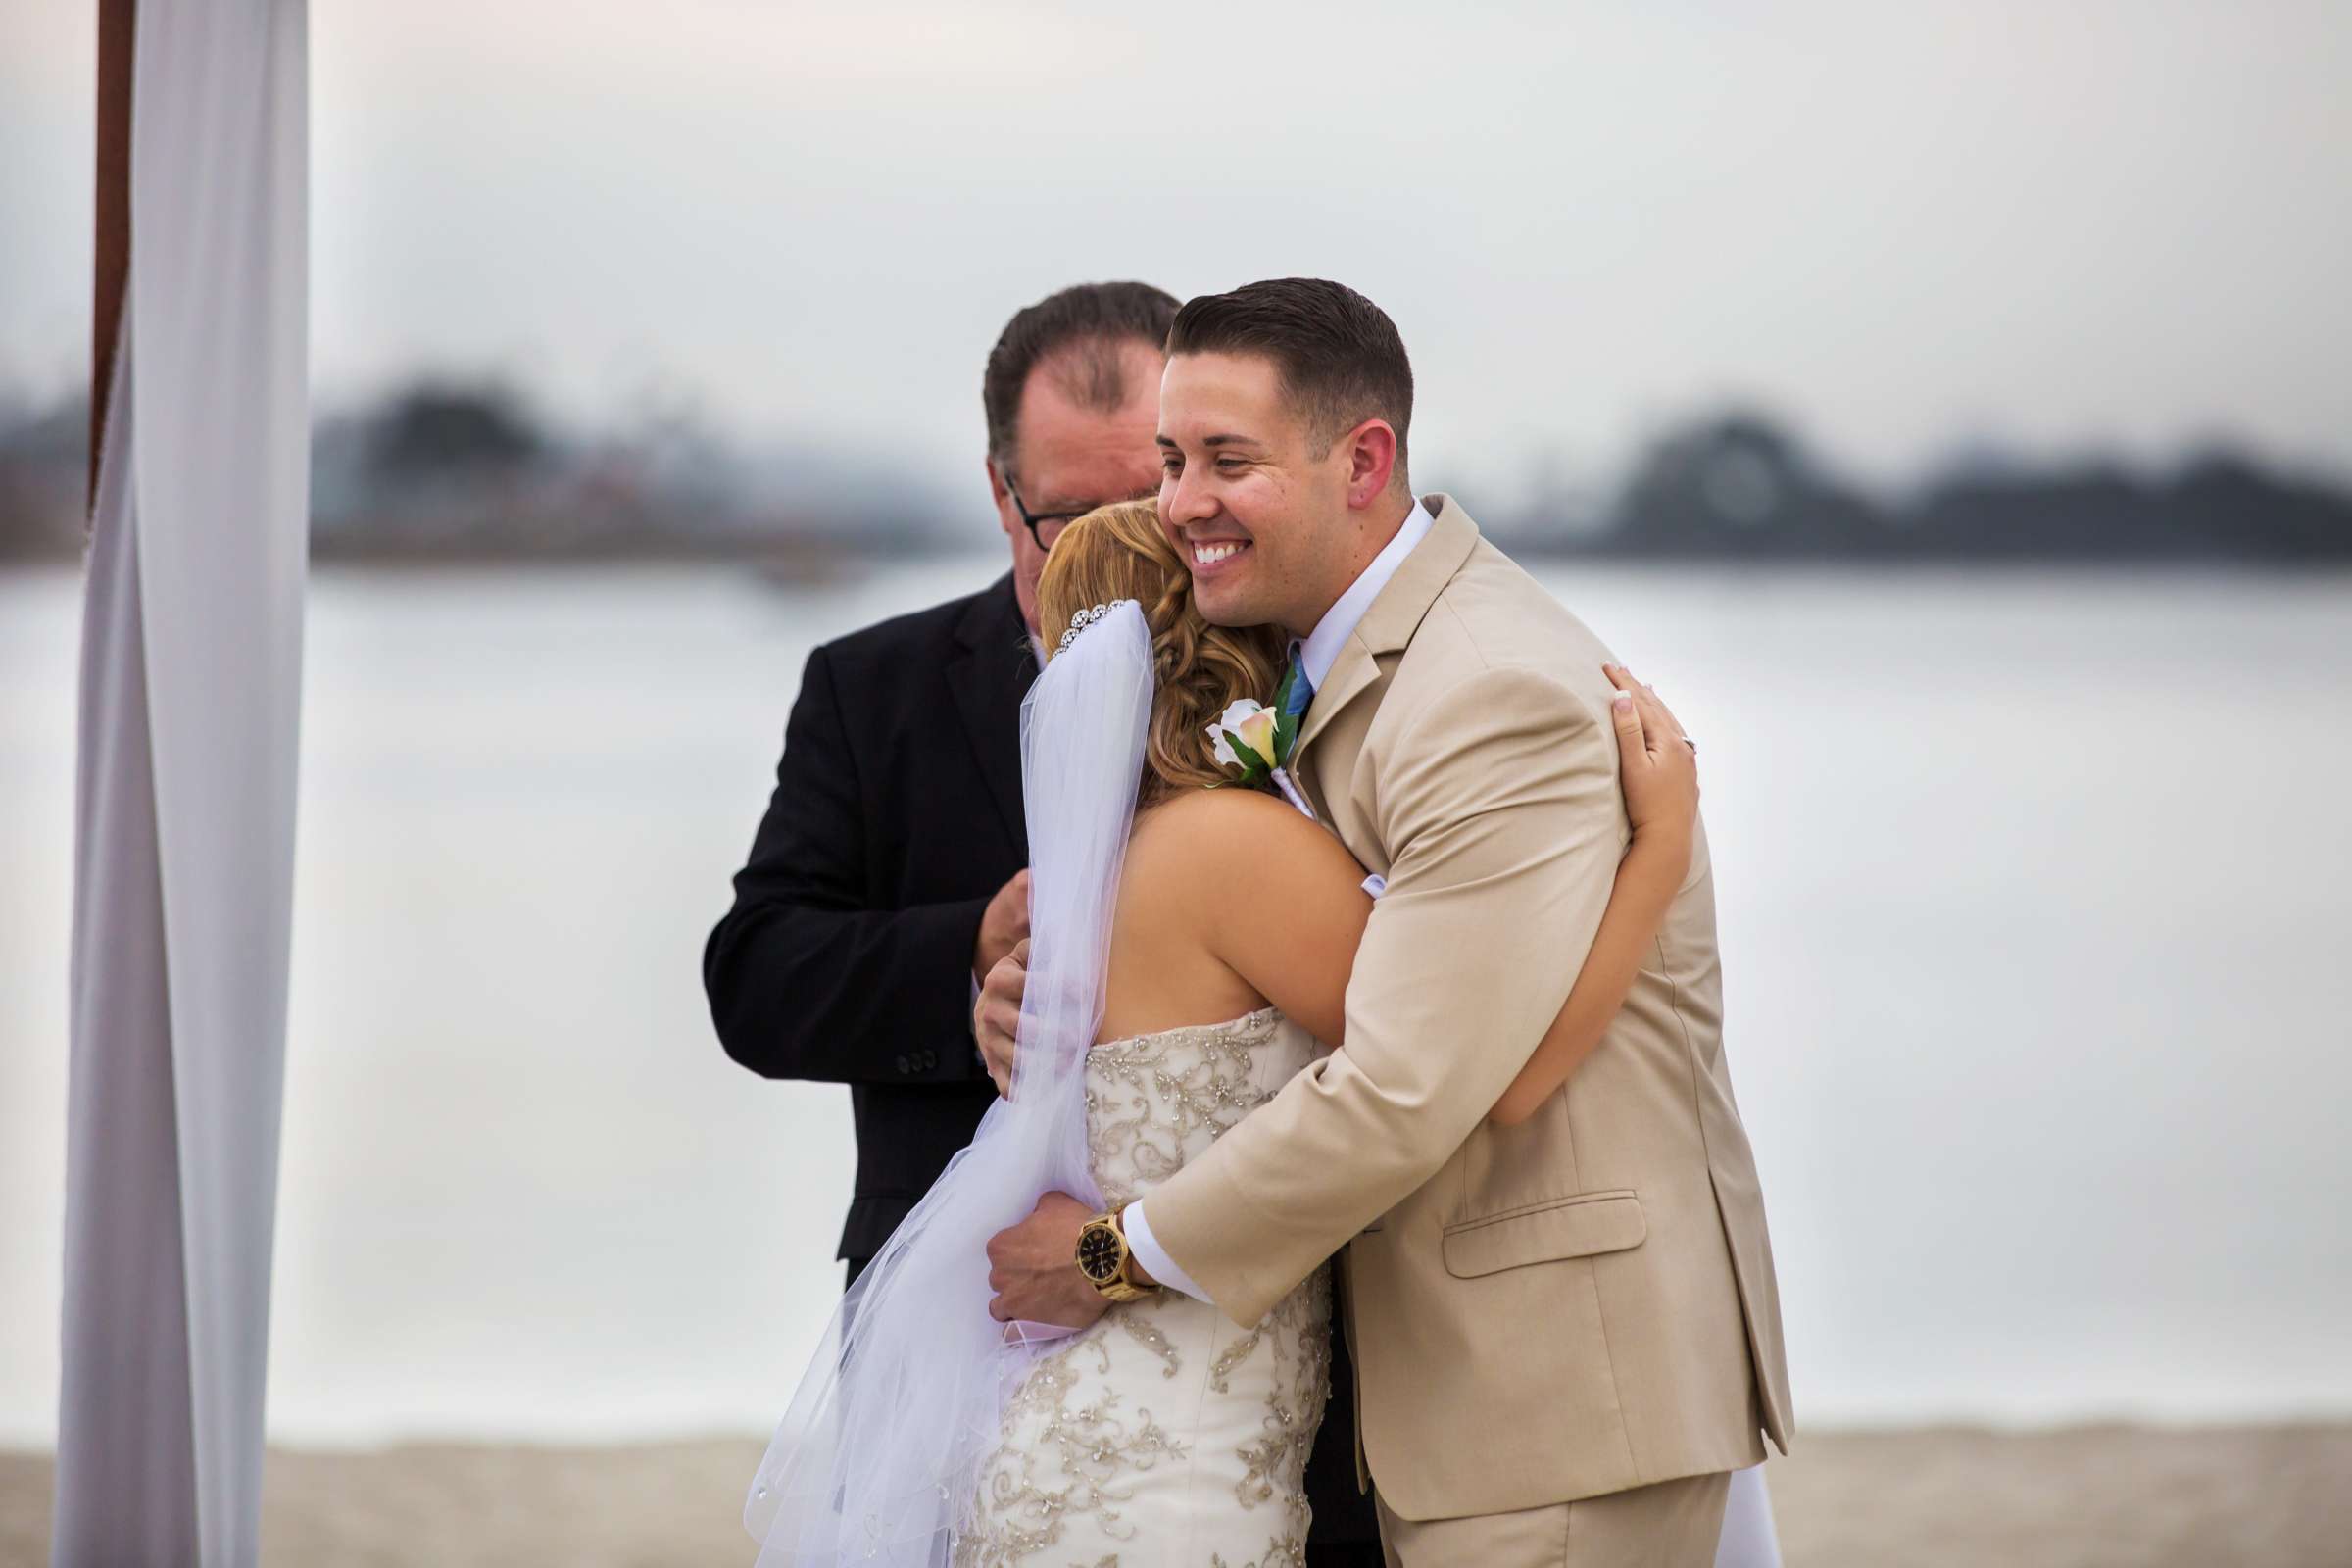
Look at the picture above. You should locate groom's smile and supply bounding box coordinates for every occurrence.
[1158,347,1385,637]
[1187,535,1253,572]
[1156,351,1313,629]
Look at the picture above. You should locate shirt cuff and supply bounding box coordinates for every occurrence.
[1122,1200,1210,1303]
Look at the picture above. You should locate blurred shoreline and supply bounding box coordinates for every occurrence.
[5,1423,2348,1566]
[8,383,2351,570]
[7,547,2352,582]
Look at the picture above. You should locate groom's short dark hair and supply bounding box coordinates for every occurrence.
[983,281,1181,476]
[1166,278,1413,481]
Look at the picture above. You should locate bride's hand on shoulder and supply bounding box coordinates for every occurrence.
[1604,663,1697,848]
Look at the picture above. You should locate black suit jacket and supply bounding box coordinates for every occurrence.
[702,573,1382,1553]
[704,576,1033,1261]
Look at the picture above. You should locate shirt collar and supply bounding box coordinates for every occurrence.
[1292,498,1436,691]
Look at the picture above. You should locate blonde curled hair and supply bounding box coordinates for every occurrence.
[1037,499,1287,807]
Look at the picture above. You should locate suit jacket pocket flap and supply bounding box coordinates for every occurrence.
[1442,1191,1647,1278]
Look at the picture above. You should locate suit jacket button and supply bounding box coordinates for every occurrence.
[895,1054,910,1074]
[920,1050,937,1069]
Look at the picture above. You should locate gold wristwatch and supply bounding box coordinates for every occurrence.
[1074,1205,1159,1302]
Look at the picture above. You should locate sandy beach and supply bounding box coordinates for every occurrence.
[6,1423,2349,1566]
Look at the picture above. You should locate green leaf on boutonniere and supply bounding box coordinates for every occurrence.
[1227,735,1272,779]
[1272,705,1298,765]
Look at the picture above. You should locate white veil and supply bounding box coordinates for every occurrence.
[745,600,1153,1566]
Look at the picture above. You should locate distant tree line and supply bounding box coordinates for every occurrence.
[1537,412,2350,563]
[4,382,2346,565]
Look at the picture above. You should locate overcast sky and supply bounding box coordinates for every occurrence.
[4,0,2348,505]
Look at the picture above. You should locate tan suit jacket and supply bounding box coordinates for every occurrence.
[1146,496,1792,1523]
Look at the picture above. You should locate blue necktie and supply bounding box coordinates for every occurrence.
[1277,655,1314,765]
[1284,655,1314,720]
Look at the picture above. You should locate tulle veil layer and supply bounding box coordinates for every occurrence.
[745,601,1152,1565]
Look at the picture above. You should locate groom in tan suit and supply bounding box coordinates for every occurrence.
[982,278,1790,1565]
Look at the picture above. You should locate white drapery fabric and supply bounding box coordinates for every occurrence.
[54,4,309,1565]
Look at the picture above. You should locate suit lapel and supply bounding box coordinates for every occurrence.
[947,577,1035,857]
[1289,496,1484,779]
[1293,634,1383,773]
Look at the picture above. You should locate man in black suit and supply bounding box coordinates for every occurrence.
[702,280,1382,1563]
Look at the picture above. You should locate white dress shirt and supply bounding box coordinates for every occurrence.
[1290,497,1435,692]
[1125,497,1436,1303]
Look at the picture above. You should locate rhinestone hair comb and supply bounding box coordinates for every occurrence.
[1055,599,1137,652]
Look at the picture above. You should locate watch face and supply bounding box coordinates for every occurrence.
[1076,1222,1123,1284]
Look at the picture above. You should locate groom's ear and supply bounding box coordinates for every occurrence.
[1340,418,1398,510]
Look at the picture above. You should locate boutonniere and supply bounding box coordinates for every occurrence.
[1204,665,1313,818]
[1206,698,1290,783]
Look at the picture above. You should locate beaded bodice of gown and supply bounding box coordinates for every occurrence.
[956,1006,1333,1568]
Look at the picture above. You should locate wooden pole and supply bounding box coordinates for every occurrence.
[91,0,135,513]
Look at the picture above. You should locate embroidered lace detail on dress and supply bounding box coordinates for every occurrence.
[955,1008,1331,1568]
[1084,1006,1283,1209]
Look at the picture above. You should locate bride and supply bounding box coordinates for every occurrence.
[748,498,1708,1565]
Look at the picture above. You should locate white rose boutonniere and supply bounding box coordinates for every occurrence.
[1203,681,1313,819]
[1207,698,1284,780]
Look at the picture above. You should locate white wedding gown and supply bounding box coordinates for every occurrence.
[947,1004,1784,1568]
[956,1006,1331,1568]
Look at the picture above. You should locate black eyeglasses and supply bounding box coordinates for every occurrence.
[1004,480,1136,552]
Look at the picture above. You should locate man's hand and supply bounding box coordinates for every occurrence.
[973,869,1031,983]
[986,1192,1110,1328]
[973,938,1029,1097]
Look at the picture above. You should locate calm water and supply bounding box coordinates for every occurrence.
[3,559,2349,1446]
